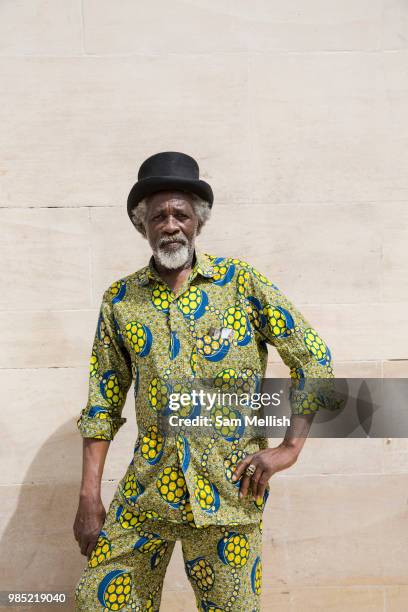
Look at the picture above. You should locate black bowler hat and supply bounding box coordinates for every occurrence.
[127,151,214,218]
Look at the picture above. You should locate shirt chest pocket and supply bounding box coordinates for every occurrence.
[194,317,239,371]
[194,306,260,378]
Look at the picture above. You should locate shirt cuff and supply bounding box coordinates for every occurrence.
[289,378,343,415]
[76,411,127,441]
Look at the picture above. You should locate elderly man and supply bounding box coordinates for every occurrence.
[73,151,335,611]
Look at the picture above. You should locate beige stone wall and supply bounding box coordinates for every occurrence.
[1,1,407,610]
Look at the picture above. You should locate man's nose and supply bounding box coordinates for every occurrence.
[162,216,180,233]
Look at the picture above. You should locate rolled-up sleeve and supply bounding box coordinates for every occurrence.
[76,287,133,440]
[245,264,341,415]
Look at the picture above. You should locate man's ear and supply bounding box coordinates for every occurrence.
[130,213,147,238]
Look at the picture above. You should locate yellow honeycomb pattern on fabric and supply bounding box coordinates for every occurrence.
[194,475,219,513]
[178,286,203,316]
[109,281,123,299]
[304,327,330,364]
[135,535,167,555]
[213,368,237,391]
[251,556,262,595]
[211,404,243,440]
[291,391,323,415]
[101,371,123,408]
[218,532,250,567]
[88,531,111,568]
[211,263,228,282]
[98,317,112,348]
[263,304,293,337]
[224,450,246,484]
[141,425,164,463]
[116,506,158,530]
[197,335,227,356]
[237,268,251,296]
[120,473,144,504]
[151,281,173,312]
[99,571,132,610]
[148,377,169,413]
[245,299,263,330]
[89,350,99,377]
[156,466,187,506]
[222,307,247,342]
[124,321,147,354]
[186,557,215,592]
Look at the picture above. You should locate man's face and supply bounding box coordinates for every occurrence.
[144,190,198,270]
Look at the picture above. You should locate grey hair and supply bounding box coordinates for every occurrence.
[130,192,212,238]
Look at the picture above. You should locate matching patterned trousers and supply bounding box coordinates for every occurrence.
[74,488,263,612]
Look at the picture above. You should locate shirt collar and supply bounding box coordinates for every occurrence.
[135,249,216,287]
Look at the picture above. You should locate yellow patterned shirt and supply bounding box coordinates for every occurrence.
[76,250,335,527]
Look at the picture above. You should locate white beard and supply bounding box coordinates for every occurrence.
[154,231,196,270]
[154,243,189,269]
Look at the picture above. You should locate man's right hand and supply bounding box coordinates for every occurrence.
[73,494,106,559]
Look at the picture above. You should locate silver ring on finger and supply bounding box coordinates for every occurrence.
[245,463,256,478]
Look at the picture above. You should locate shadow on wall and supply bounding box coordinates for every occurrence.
[0,424,101,611]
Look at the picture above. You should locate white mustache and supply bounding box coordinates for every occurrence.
[159,237,187,246]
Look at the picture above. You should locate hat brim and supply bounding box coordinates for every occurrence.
[127,176,213,217]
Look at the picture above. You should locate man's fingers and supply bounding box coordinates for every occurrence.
[249,467,263,500]
[253,469,266,500]
[79,532,99,558]
[85,537,98,560]
[239,474,251,499]
[256,484,266,503]
[232,454,254,482]
[255,473,269,502]
[80,537,89,557]
[239,461,262,500]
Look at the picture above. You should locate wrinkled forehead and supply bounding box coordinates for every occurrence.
[147,192,195,214]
